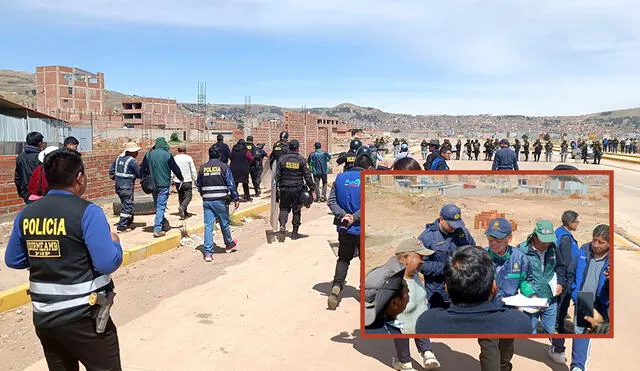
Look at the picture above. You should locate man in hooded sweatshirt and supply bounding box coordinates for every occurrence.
[140,138,184,237]
[15,132,44,204]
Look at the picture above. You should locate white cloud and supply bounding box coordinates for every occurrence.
[10,0,640,114]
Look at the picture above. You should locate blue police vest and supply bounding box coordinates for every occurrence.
[334,169,361,235]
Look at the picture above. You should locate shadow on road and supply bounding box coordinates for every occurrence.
[515,338,570,370]
[331,330,481,370]
[312,282,360,302]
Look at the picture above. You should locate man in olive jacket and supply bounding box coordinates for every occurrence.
[518,220,564,334]
[141,137,184,237]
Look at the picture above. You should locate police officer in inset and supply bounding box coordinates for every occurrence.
[245,135,261,196]
[269,131,290,169]
[109,142,141,232]
[326,147,373,310]
[545,140,554,162]
[252,141,268,197]
[214,134,231,164]
[455,139,462,160]
[5,149,124,370]
[492,139,519,170]
[336,139,362,172]
[275,140,315,240]
[418,204,475,309]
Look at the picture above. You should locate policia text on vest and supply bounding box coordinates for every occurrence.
[5,149,125,369]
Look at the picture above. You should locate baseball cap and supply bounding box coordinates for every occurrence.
[500,139,510,146]
[364,270,405,326]
[485,218,512,239]
[440,204,465,229]
[289,140,300,150]
[429,139,440,147]
[395,239,435,256]
[401,143,408,150]
[532,220,556,243]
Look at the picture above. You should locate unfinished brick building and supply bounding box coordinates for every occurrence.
[36,66,104,115]
[248,112,340,156]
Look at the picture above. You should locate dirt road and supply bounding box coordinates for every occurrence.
[1,154,637,371]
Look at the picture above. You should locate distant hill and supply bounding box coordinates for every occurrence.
[1,69,639,136]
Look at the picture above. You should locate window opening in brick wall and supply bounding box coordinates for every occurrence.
[68,87,73,94]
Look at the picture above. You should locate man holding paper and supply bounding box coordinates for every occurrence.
[517,220,564,334]
[478,218,533,371]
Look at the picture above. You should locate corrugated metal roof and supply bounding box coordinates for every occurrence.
[0,96,70,123]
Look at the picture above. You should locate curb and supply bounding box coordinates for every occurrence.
[0,201,271,314]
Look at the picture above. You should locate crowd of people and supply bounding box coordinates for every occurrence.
[363,203,610,371]
[4,130,612,371]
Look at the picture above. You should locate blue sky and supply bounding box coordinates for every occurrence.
[3,0,640,116]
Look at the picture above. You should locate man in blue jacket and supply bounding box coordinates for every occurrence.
[5,149,123,369]
[307,142,332,202]
[418,204,475,309]
[326,149,372,310]
[554,210,581,335]
[479,218,531,371]
[548,224,610,371]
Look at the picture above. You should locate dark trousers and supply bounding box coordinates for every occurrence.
[524,152,529,161]
[556,290,571,335]
[278,187,302,228]
[455,149,461,160]
[249,166,263,196]
[394,338,433,363]
[478,338,514,371]
[174,182,193,213]
[332,231,360,290]
[35,317,121,371]
[116,188,134,230]
[236,181,251,200]
[474,151,479,160]
[593,153,602,164]
[534,152,541,161]
[313,173,328,200]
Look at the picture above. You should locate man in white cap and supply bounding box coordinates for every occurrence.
[109,142,141,232]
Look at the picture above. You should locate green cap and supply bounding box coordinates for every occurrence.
[533,220,556,244]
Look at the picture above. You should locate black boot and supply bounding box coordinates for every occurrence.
[291,227,300,240]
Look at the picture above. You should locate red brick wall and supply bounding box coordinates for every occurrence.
[0,143,212,216]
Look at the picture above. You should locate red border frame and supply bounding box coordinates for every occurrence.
[358,169,614,339]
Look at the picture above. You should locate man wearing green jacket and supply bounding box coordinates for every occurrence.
[141,138,184,237]
[518,220,564,334]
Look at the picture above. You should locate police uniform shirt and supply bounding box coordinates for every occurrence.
[337,152,357,170]
[5,190,123,328]
[276,153,314,189]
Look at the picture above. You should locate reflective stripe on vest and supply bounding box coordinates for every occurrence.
[115,156,135,178]
[29,274,112,296]
[32,295,93,313]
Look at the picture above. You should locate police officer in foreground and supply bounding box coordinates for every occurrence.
[418,204,475,309]
[492,139,519,170]
[269,131,290,169]
[5,149,124,370]
[275,140,315,240]
[109,141,142,232]
[326,147,373,310]
[336,139,362,172]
